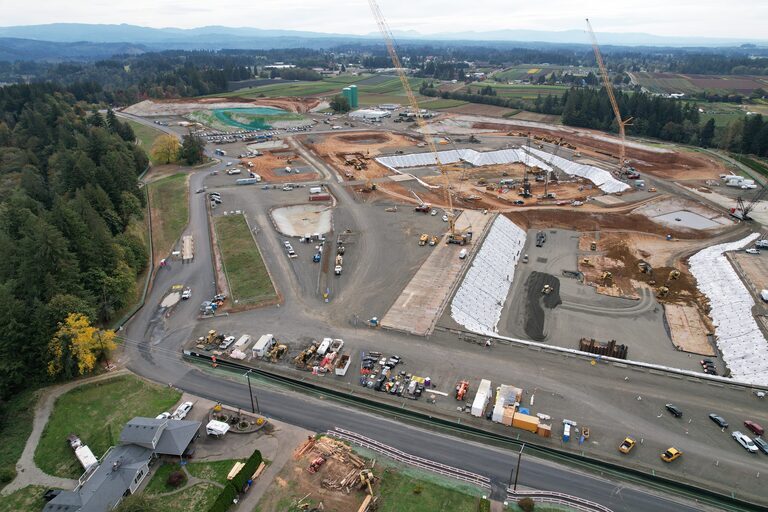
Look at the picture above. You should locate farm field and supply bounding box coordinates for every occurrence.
[494,65,596,82]
[696,102,747,127]
[464,83,569,100]
[633,71,768,94]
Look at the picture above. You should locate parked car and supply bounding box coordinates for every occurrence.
[753,436,768,455]
[744,420,764,437]
[665,404,683,418]
[155,412,171,420]
[181,288,192,300]
[172,401,193,420]
[709,414,729,429]
[745,248,760,255]
[660,447,682,462]
[732,431,759,453]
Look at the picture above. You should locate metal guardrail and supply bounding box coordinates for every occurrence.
[507,489,613,512]
[327,428,491,489]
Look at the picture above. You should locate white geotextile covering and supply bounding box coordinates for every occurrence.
[451,216,526,335]
[376,149,552,172]
[688,233,768,386]
[523,147,631,194]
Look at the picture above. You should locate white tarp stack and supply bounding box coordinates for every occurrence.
[524,147,630,194]
[375,148,552,172]
[688,233,768,386]
[451,216,526,335]
[492,384,522,423]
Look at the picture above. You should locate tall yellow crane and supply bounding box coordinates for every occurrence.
[585,18,632,172]
[369,0,471,245]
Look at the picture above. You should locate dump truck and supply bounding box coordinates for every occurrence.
[335,354,351,376]
[619,437,636,454]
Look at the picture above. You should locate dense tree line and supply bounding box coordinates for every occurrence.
[0,84,148,400]
[268,67,322,81]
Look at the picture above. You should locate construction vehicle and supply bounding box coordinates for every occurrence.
[669,269,681,280]
[307,456,326,473]
[582,258,592,267]
[731,184,768,221]
[657,286,670,298]
[335,254,343,266]
[418,234,429,246]
[542,284,553,295]
[429,235,439,246]
[455,380,469,401]
[601,271,613,286]
[369,0,469,246]
[294,342,318,369]
[411,190,431,213]
[359,469,375,495]
[590,241,597,251]
[638,261,652,274]
[619,437,636,454]
[266,343,287,363]
[586,19,632,173]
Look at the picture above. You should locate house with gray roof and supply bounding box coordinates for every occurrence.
[43,417,200,512]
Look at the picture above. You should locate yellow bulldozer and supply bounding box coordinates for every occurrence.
[669,269,681,281]
[657,286,670,298]
[359,469,375,495]
[601,271,613,286]
[267,343,287,363]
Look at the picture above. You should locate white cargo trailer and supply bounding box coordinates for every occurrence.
[252,334,275,358]
[471,379,492,417]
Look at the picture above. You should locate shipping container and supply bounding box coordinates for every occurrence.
[309,193,331,201]
[537,424,552,438]
[471,379,492,417]
[512,412,539,433]
[236,177,258,185]
[252,334,275,358]
[309,187,323,195]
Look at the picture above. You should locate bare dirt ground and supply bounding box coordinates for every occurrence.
[511,111,561,124]
[123,97,319,116]
[451,119,725,181]
[664,304,715,355]
[442,103,519,117]
[239,151,319,183]
[256,437,375,512]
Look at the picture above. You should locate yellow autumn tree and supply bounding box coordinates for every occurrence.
[48,313,117,379]
[150,134,181,165]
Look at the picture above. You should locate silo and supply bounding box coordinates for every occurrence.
[349,84,359,108]
[342,87,352,107]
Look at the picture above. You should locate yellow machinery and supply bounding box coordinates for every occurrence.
[267,343,287,363]
[601,271,613,285]
[669,269,681,280]
[586,19,632,172]
[359,469,375,495]
[582,258,592,266]
[590,241,597,251]
[657,286,670,298]
[369,0,470,245]
[638,261,652,274]
[419,234,429,246]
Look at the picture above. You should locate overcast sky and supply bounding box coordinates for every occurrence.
[0,0,765,40]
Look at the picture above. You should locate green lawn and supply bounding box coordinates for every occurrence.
[144,461,186,495]
[377,468,480,512]
[150,482,221,512]
[34,375,181,478]
[733,153,768,178]
[186,459,245,484]
[126,120,164,163]
[0,485,51,512]
[0,388,40,489]
[148,173,189,259]
[214,215,277,304]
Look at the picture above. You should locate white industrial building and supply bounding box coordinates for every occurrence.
[349,109,391,121]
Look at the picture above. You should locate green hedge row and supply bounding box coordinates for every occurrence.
[207,449,264,512]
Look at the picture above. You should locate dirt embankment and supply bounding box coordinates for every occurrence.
[472,123,724,181]
[504,210,707,240]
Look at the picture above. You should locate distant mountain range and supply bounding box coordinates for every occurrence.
[0,23,766,61]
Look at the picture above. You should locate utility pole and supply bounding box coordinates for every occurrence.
[245,370,260,414]
[513,443,525,492]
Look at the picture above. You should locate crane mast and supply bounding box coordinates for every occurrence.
[585,18,632,172]
[368,0,460,237]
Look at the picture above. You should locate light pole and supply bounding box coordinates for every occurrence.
[513,443,525,492]
[245,370,260,414]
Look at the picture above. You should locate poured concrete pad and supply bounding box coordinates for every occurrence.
[271,204,332,236]
[665,304,715,356]
[653,210,720,230]
[161,292,181,308]
[381,210,493,336]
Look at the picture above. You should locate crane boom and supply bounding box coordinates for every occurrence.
[369,0,459,235]
[585,18,631,171]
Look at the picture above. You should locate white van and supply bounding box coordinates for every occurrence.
[459,249,468,259]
